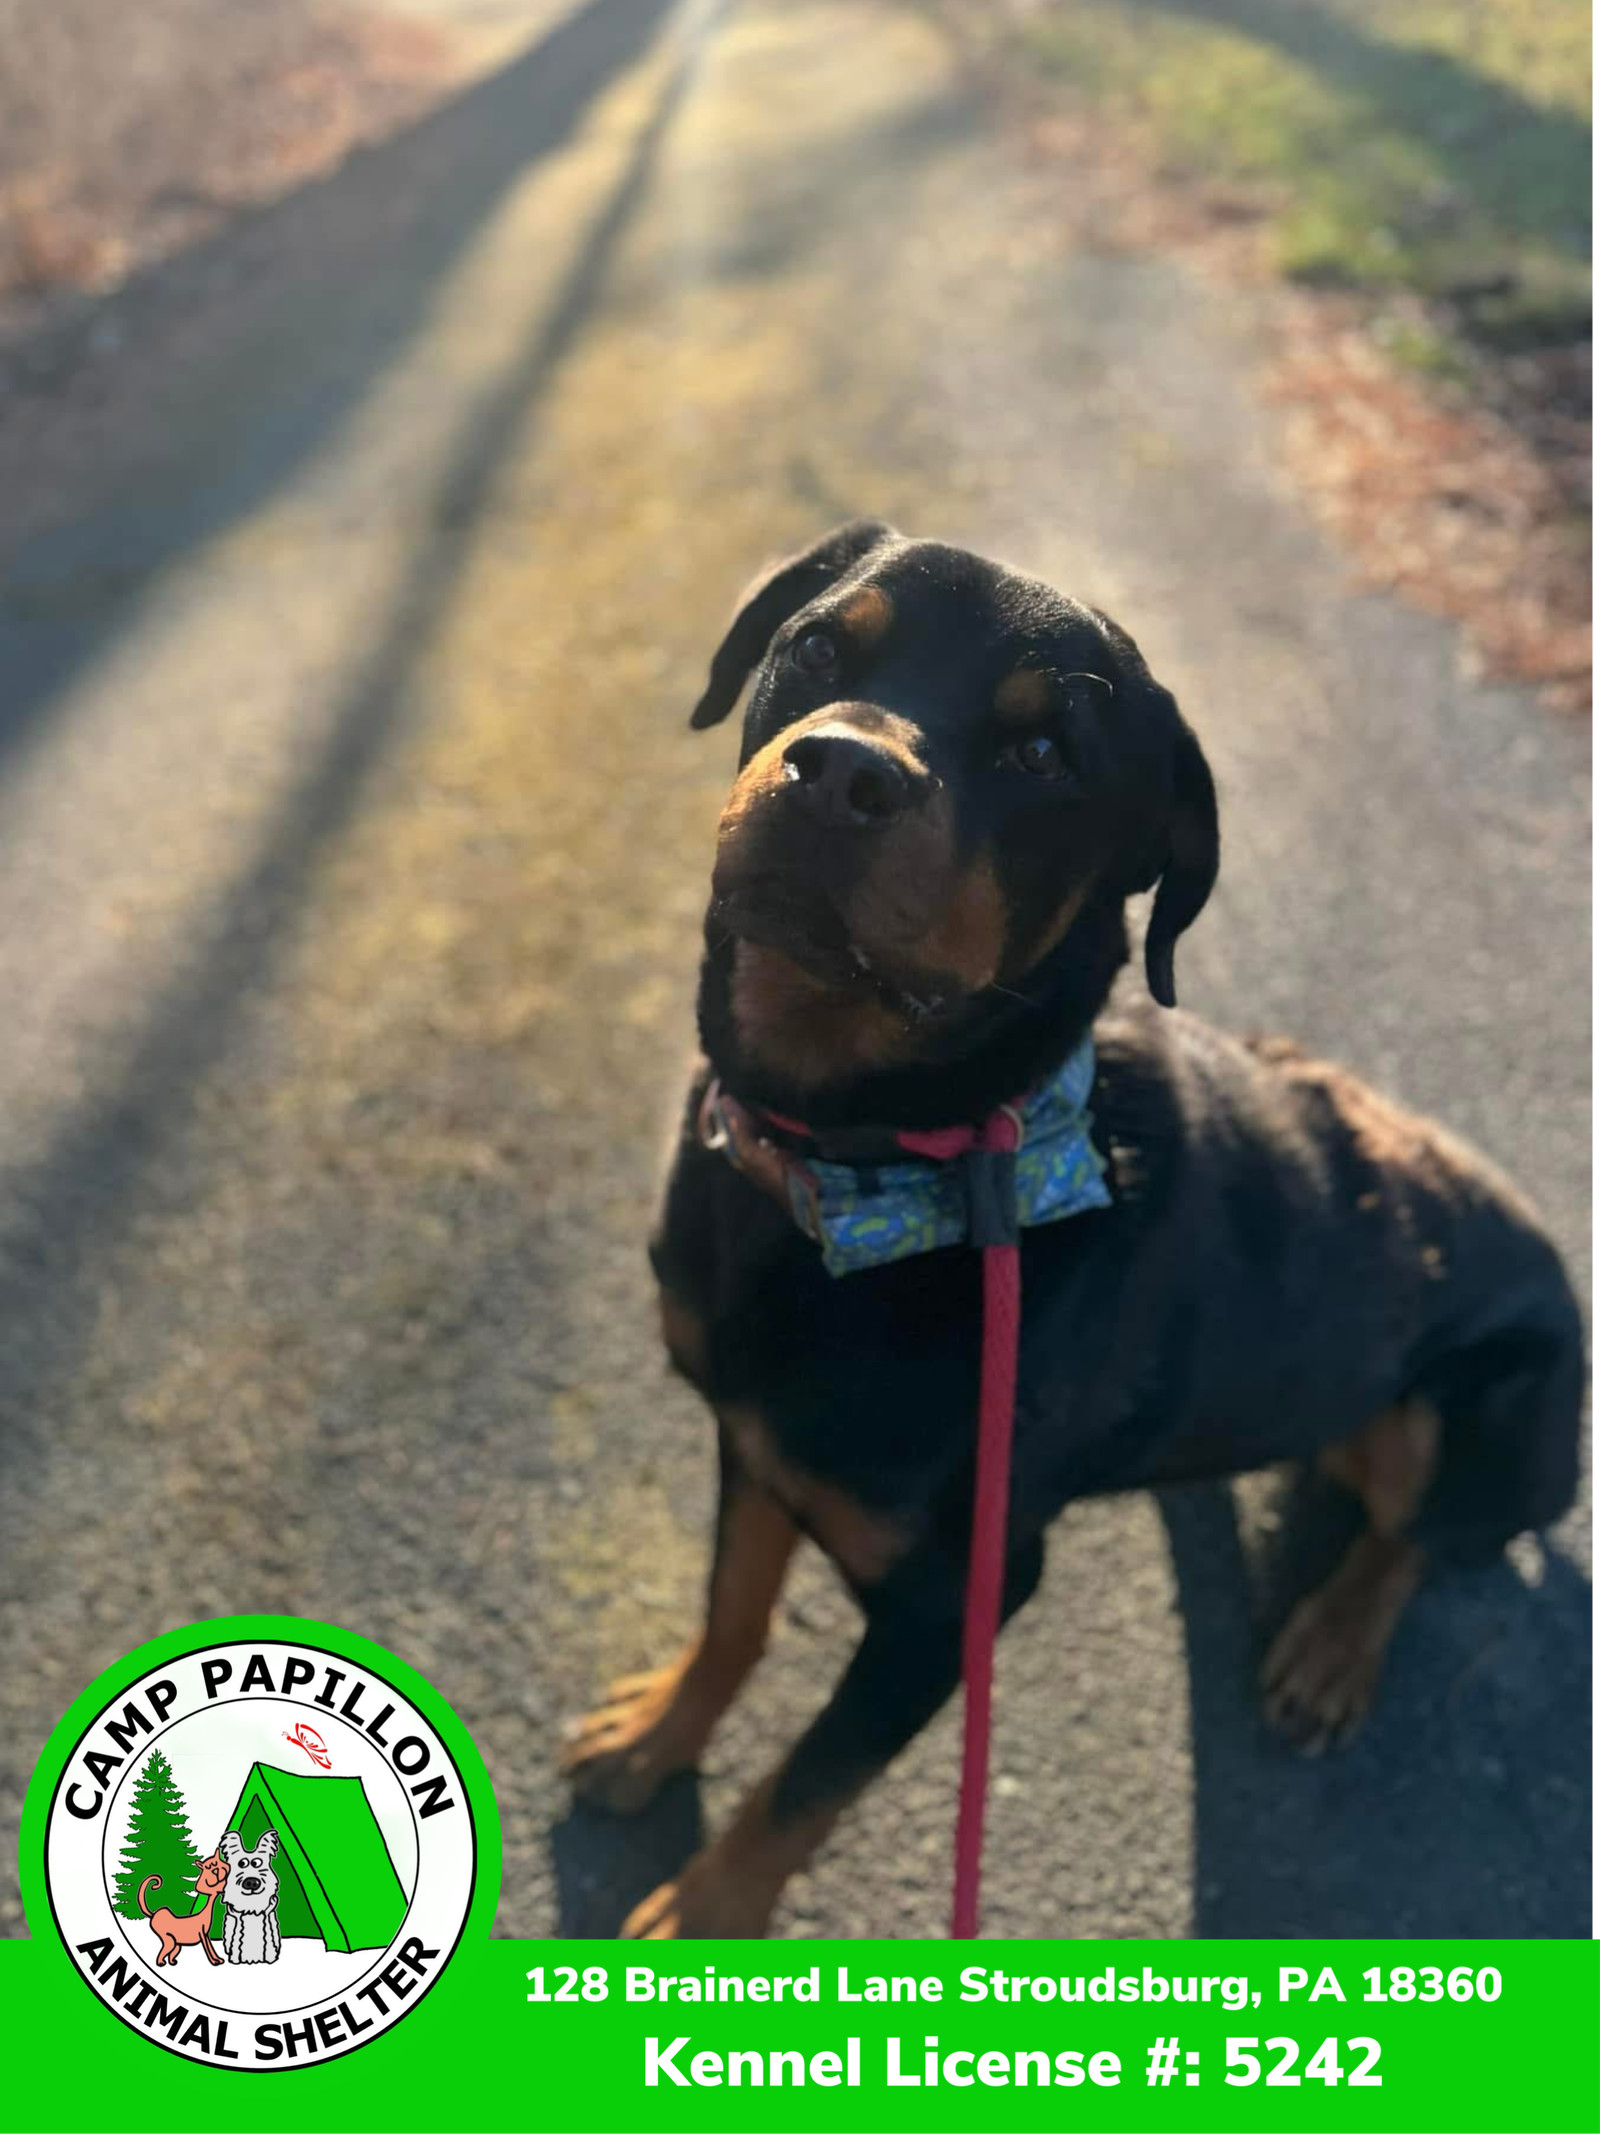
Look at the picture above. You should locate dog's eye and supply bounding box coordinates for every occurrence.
[1001,733,1069,780]
[791,630,838,677]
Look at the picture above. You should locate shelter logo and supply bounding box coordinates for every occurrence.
[29,1617,494,2070]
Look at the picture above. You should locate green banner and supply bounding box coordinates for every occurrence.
[10,1614,1593,2131]
[3,1937,1595,2131]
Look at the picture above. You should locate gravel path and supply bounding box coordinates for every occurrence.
[0,0,1588,1939]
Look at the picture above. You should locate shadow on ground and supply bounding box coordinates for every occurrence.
[1163,1474,1592,1938]
[546,1470,1592,1939]
[552,1777,705,1939]
[0,0,692,1473]
[1135,0,1590,257]
[0,0,679,769]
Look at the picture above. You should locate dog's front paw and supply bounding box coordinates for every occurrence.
[561,1655,713,1814]
[620,1853,777,1940]
[1262,1535,1422,1754]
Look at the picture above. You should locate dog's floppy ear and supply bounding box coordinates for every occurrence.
[219,1832,243,1866]
[257,1830,280,1862]
[1143,715,1219,1010]
[689,518,895,730]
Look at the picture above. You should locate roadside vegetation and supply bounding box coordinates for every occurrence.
[950,0,1590,703]
[1009,0,1588,355]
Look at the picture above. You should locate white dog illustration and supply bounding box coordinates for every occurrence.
[220,1830,282,1964]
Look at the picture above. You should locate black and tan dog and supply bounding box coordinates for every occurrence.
[563,520,1583,1937]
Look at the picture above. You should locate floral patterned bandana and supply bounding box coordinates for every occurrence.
[701,1038,1112,1277]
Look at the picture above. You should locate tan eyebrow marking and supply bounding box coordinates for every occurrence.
[993,667,1052,721]
[995,667,1114,722]
[836,585,893,647]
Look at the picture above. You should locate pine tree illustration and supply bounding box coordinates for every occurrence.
[111,1748,200,1920]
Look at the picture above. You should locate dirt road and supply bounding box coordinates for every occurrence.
[0,0,1588,1938]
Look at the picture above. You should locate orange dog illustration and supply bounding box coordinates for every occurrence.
[138,1848,228,1966]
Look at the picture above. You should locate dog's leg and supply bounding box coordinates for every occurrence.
[621,1537,1045,1938]
[1262,1398,1440,1752]
[563,1425,800,1813]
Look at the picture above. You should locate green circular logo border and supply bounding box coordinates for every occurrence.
[20,1613,502,2073]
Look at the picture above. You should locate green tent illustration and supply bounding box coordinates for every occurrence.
[202,1762,408,1952]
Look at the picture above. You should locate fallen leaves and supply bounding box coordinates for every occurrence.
[1271,304,1590,707]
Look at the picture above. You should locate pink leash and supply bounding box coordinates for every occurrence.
[899,1107,1024,1938]
[707,1085,1027,1939]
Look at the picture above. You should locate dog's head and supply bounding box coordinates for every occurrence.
[692,521,1218,1101]
[191,1850,229,1899]
[219,1830,280,1911]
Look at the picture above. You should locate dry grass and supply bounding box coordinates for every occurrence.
[0,0,455,325]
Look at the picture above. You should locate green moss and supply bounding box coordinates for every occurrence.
[1374,313,1476,386]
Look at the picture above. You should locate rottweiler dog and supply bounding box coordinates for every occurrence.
[563,520,1583,1938]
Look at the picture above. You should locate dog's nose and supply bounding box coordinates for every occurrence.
[239,1876,261,1893]
[781,728,909,828]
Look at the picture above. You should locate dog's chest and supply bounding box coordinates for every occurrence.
[721,1399,916,1584]
[671,1130,1114,1502]
[231,1911,271,1962]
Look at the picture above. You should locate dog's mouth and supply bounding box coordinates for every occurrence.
[236,1877,264,1896]
[710,882,954,1024]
